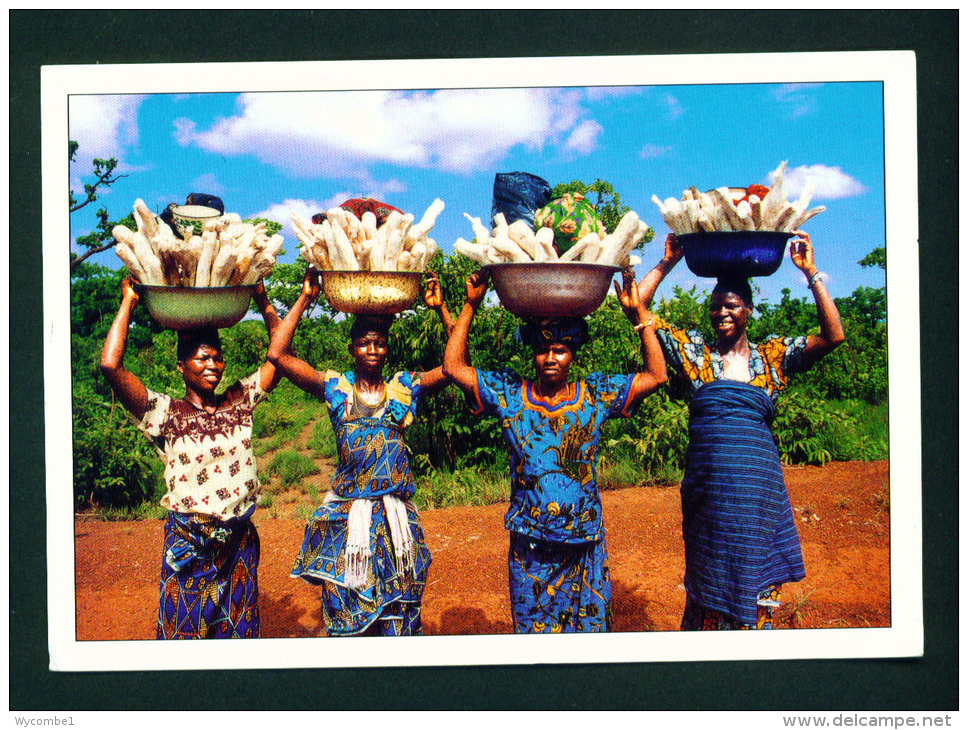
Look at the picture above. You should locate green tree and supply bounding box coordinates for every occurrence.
[551,178,655,248]
[69,141,129,271]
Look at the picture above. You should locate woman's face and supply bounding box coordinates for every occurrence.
[350,331,389,371]
[533,342,573,387]
[709,291,751,341]
[177,343,225,394]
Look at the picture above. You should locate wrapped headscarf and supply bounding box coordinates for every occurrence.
[516,317,589,353]
[533,192,606,255]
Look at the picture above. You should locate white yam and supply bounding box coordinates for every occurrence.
[361,212,378,241]
[463,213,492,246]
[114,243,149,283]
[331,219,359,271]
[409,198,445,242]
[790,205,826,230]
[507,220,538,259]
[491,212,510,239]
[534,226,557,262]
[455,237,488,264]
[560,232,601,263]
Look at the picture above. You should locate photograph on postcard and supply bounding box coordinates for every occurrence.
[43,51,921,670]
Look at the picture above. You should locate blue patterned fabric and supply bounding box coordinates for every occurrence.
[292,370,431,635]
[472,369,635,544]
[323,371,421,500]
[157,507,260,639]
[291,497,432,636]
[681,380,805,625]
[508,531,612,633]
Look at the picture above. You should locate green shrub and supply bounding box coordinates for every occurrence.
[72,383,165,510]
[268,449,320,487]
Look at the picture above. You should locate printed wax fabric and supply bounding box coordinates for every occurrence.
[681,380,805,625]
[471,369,635,544]
[157,507,260,639]
[292,496,432,636]
[291,370,432,635]
[338,198,403,227]
[508,531,612,633]
[137,372,269,519]
[491,171,552,230]
[533,192,606,255]
[652,313,808,402]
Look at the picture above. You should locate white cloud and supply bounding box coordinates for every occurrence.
[584,86,647,102]
[662,94,684,120]
[249,197,340,249]
[175,89,587,177]
[771,83,824,118]
[639,143,673,159]
[68,95,146,162]
[769,163,868,200]
[565,119,603,155]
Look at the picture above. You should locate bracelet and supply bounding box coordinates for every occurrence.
[807,271,825,288]
[634,318,654,331]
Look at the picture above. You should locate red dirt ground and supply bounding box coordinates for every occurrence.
[74,460,890,639]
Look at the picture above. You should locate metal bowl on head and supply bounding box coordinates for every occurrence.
[678,231,794,279]
[319,270,423,315]
[171,204,222,236]
[484,262,621,318]
[138,285,255,330]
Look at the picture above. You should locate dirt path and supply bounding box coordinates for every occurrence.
[74,461,890,639]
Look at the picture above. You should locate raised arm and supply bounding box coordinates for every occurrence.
[442,269,489,398]
[100,277,150,420]
[413,270,457,396]
[266,269,328,398]
[789,230,846,368]
[252,280,284,393]
[636,233,684,308]
[615,268,668,411]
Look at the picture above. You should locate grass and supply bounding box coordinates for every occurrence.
[413,464,510,510]
[267,449,320,489]
[778,587,816,628]
[308,419,337,459]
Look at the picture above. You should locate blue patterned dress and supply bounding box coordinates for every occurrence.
[653,314,809,629]
[291,371,432,636]
[471,369,635,633]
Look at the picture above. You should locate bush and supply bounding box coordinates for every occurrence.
[267,449,320,488]
[72,383,164,510]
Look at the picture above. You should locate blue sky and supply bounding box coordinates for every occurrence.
[69,81,885,303]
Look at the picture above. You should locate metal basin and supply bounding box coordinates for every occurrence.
[139,285,255,330]
[319,270,423,315]
[485,262,621,318]
[678,231,794,279]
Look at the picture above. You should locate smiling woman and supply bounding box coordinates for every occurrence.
[636,231,845,630]
[98,277,285,639]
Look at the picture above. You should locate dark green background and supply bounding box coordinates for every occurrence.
[10,10,957,711]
